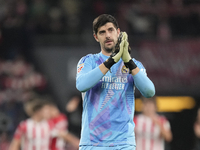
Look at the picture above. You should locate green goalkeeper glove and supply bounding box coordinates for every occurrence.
[121,32,137,71]
[104,32,124,69]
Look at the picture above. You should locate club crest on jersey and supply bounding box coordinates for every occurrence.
[77,63,84,73]
[122,65,129,74]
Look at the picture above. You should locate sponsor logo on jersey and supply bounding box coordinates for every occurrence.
[100,76,128,83]
[122,65,129,74]
[100,76,128,90]
[77,63,84,73]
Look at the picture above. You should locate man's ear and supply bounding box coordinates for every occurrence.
[93,33,99,42]
[117,28,120,37]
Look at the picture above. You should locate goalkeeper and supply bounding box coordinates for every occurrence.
[76,14,155,150]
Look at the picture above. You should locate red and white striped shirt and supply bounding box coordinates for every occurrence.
[49,114,68,150]
[134,114,170,150]
[14,118,53,150]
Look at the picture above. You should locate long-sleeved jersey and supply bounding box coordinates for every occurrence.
[76,52,155,147]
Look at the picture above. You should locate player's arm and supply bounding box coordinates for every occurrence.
[99,63,109,75]
[194,121,200,138]
[58,131,80,149]
[157,122,172,142]
[9,138,21,150]
[121,32,155,98]
[76,59,106,92]
[77,57,123,92]
[9,121,25,150]
[76,33,124,92]
[152,116,172,142]
[9,124,23,150]
[132,69,155,98]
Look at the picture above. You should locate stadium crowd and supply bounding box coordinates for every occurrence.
[0,55,47,148]
[0,0,200,37]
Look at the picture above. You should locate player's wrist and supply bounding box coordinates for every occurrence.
[103,57,115,69]
[124,59,137,71]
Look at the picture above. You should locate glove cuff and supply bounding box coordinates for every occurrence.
[124,59,137,71]
[104,57,115,69]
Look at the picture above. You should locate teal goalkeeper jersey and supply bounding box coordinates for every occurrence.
[76,52,149,147]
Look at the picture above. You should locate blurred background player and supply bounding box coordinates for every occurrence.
[193,107,200,150]
[9,99,54,150]
[134,96,172,150]
[65,93,82,138]
[42,100,80,150]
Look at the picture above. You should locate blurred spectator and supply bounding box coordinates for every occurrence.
[134,96,172,150]
[66,93,82,138]
[193,107,200,150]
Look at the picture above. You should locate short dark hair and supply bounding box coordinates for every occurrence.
[24,98,43,116]
[141,96,157,106]
[32,102,45,113]
[32,99,57,113]
[93,14,119,35]
[42,99,56,107]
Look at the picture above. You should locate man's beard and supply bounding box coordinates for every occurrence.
[104,47,114,53]
[103,42,116,53]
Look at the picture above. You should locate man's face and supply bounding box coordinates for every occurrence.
[94,22,120,53]
[41,105,52,120]
[142,101,157,116]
